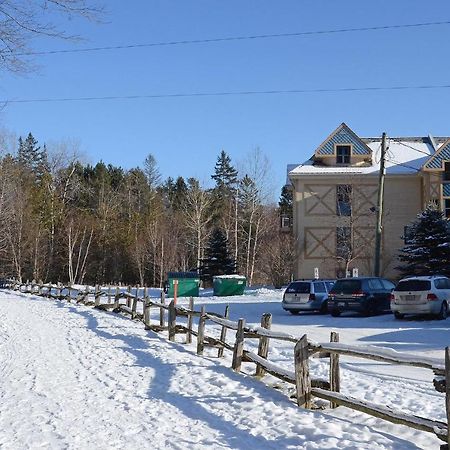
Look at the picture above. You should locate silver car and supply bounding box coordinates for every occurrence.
[391,276,450,320]
[282,280,335,315]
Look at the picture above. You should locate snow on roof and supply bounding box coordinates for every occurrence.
[289,137,438,177]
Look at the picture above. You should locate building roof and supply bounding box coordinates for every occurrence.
[289,134,450,178]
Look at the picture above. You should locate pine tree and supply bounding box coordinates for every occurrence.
[201,228,236,281]
[17,133,49,180]
[279,185,293,217]
[211,150,238,197]
[397,206,450,277]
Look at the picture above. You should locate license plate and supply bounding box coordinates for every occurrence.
[404,295,416,301]
[338,302,345,306]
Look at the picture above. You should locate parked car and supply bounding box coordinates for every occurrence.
[329,277,395,317]
[390,275,450,320]
[282,279,335,315]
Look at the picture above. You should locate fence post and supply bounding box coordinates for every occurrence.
[113,286,120,310]
[294,334,311,408]
[143,287,151,330]
[160,291,165,328]
[197,305,206,355]
[329,331,340,408]
[126,286,132,307]
[131,288,138,319]
[94,284,100,307]
[168,300,176,342]
[445,346,450,448]
[232,318,246,372]
[186,297,194,344]
[218,305,230,358]
[107,284,112,304]
[81,285,88,303]
[255,313,272,377]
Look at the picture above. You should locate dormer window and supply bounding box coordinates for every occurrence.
[336,145,351,164]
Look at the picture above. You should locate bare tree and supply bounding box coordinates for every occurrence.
[182,179,213,270]
[66,215,94,285]
[258,208,297,287]
[238,148,274,285]
[0,0,103,73]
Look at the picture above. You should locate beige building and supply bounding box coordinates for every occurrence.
[288,123,450,280]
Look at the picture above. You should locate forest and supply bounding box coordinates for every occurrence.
[0,133,295,287]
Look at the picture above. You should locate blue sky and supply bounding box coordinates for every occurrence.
[1,0,450,198]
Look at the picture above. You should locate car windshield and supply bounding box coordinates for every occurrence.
[395,280,431,292]
[331,280,362,293]
[285,282,310,294]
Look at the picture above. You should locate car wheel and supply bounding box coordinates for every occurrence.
[289,310,300,316]
[437,302,448,320]
[394,311,404,320]
[319,301,328,314]
[331,309,341,317]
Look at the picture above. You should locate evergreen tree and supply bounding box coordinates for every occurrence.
[279,185,293,217]
[201,228,236,281]
[17,133,49,180]
[143,153,161,189]
[397,206,450,277]
[211,150,238,197]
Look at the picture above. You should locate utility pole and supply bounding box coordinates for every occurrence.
[374,132,387,277]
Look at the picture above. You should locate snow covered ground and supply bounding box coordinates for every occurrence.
[0,287,448,449]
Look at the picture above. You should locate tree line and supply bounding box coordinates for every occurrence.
[0,133,295,287]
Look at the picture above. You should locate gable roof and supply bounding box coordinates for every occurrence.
[423,139,450,170]
[315,123,372,157]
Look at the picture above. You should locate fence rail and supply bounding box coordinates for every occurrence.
[4,278,450,447]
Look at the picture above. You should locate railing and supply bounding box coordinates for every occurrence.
[4,278,450,447]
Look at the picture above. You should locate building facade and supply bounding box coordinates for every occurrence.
[288,123,450,280]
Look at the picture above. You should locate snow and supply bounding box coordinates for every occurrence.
[1,288,449,449]
[213,274,246,279]
[289,139,434,176]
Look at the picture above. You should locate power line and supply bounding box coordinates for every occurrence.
[3,83,450,104]
[11,20,450,57]
[385,157,421,172]
[391,139,432,157]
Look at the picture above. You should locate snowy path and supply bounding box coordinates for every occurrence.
[0,291,442,449]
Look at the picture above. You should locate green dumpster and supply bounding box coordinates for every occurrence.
[167,272,200,297]
[213,275,246,296]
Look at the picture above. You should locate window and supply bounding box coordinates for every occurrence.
[280,215,292,228]
[314,282,326,293]
[435,278,450,289]
[336,145,351,164]
[443,162,450,182]
[286,282,311,294]
[337,185,352,216]
[445,199,450,219]
[368,279,383,290]
[395,280,431,291]
[336,227,352,259]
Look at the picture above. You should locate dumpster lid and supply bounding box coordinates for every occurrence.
[167,271,199,279]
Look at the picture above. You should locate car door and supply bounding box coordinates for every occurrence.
[368,278,384,312]
[313,282,326,307]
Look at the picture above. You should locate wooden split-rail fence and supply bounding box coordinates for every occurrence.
[5,279,450,448]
